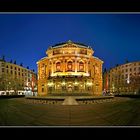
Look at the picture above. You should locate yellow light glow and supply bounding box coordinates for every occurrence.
[48,82,54,87]
[74,81,78,85]
[62,81,66,86]
[86,82,92,86]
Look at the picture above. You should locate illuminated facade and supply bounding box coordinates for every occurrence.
[0,58,37,93]
[103,61,140,94]
[37,40,103,96]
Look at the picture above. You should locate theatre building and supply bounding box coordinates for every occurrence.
[37,40,103,96]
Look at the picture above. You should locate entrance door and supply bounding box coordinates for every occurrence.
[67,82,73,93]
[68,86,72,92]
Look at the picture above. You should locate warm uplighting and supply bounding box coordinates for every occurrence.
[48,82,54,87]
[37,40,103,96]
[62,81,66,86]
[86,82,92,86]
[127,79,130,84]
[74,81,78,85]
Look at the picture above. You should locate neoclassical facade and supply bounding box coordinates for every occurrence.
[103,61,140,94]
[37,40,103,96]
[0,58,37,93]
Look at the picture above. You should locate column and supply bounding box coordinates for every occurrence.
[86,61,89,74]
[75,57,77,73]
[51,59,54,76]
[63,57,65,73]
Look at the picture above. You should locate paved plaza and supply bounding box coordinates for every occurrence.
[0,97,140,126]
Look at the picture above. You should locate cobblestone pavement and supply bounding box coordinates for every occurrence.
[0,97,140,126]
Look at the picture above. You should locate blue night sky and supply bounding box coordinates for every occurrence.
[0,13,140,72]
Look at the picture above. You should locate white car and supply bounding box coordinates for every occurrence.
[0,91,6,95]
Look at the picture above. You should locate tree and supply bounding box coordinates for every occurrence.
[0,74,24,95]
[130,74,140,94]
[0,77,6,91]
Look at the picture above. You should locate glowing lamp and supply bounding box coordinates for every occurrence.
[48,82,53,87]
[86,82,92,86]
[74,81,78,85]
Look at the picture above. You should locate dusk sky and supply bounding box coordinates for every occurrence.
[0,13,140,72]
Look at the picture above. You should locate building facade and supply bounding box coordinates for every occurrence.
[37,40,103,96]
[103,61,140,94]
[0,58,37,94]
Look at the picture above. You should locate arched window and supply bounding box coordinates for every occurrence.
[67,61,72,71]
[79,61,84,72]
[56,62,61,72]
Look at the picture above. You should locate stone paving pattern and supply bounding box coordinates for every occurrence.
[0,97,140,126]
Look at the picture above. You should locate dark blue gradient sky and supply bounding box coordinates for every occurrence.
[0,14,140,72]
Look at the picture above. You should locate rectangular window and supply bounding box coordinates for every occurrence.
[2,63,5,67]
[2,68,4,72]
[125,74,128,78]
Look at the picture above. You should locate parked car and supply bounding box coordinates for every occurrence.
[0,91,6,95]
